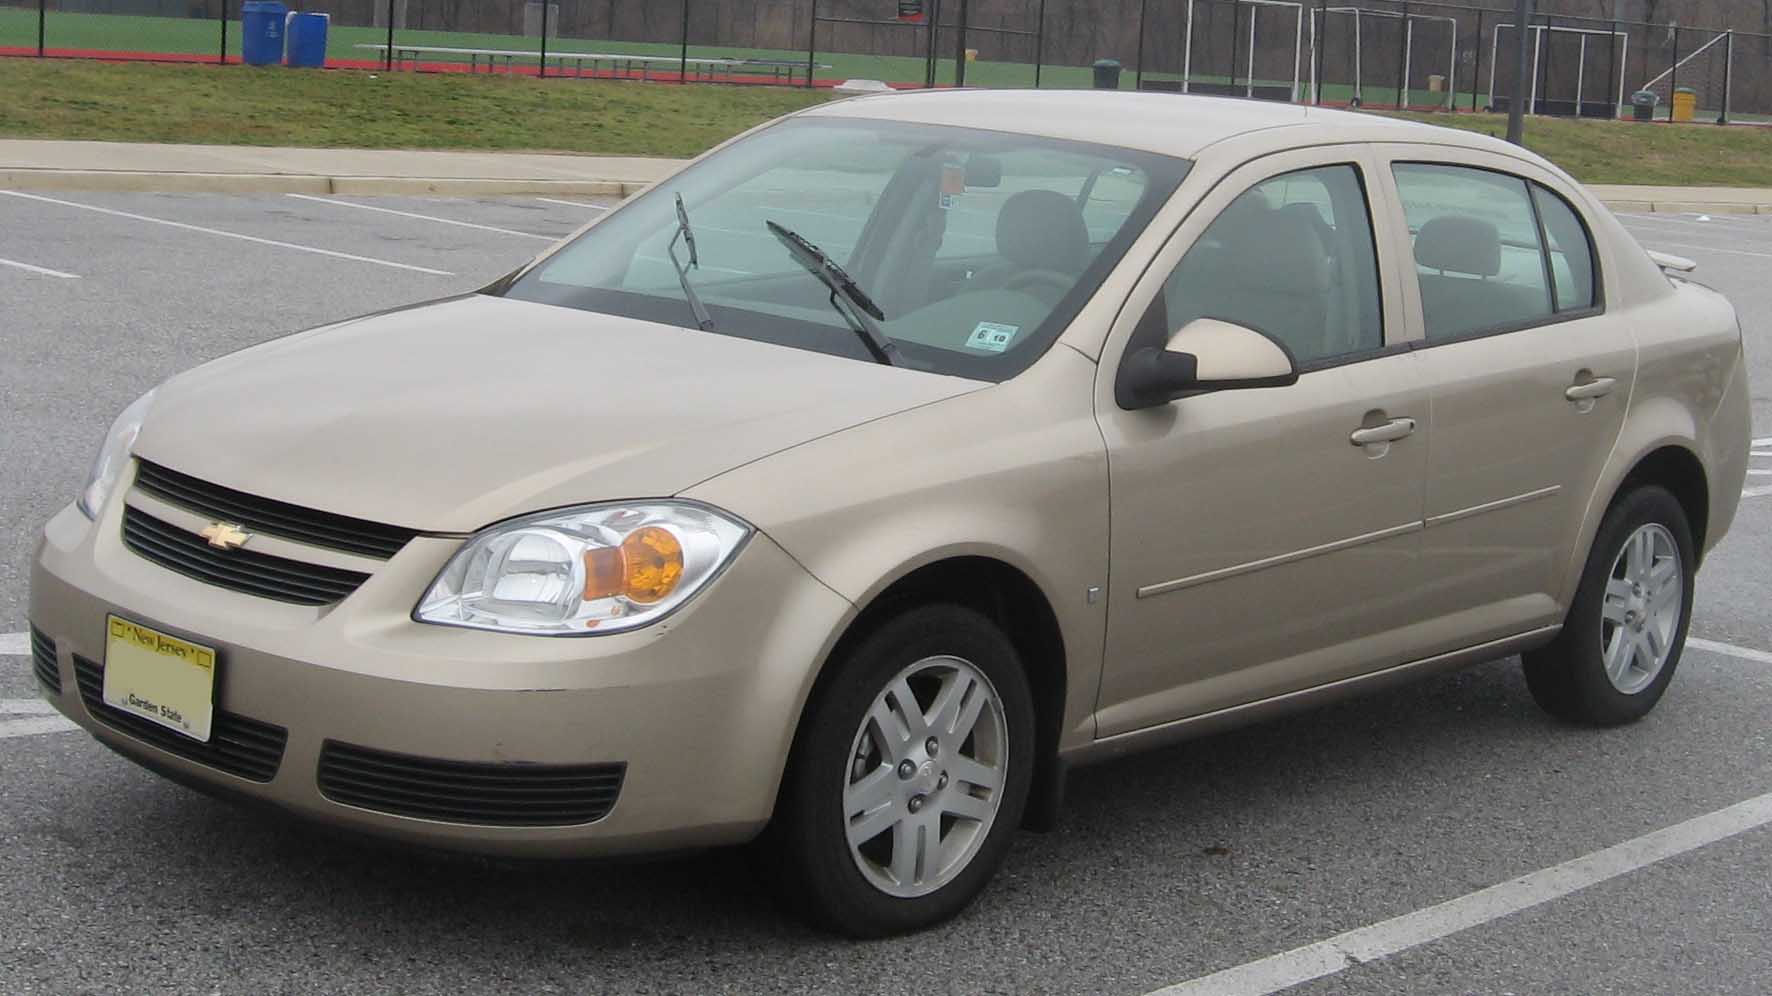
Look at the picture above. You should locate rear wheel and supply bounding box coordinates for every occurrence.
[766,604,1035,937]
[1523,485,1695,726]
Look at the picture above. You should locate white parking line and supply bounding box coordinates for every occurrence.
[1753,437,1772,447]
[286,194,557,242]
[1742,485,1772,499]
[0,716,79,739]
[0,190,454,276]
[1145,789,1772,996]
[1,700,59,716]
[535,197,611,210]
[1687,638,1772,665]
[0,632,27,656]
[0,256,80,279]
[1633,239,1772,261]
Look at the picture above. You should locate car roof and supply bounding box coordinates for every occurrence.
[806,89,1518,162]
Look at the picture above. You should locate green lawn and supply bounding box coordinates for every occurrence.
[1,57,1768,186]
[0,59,828,155]
[1392,111,1772,187]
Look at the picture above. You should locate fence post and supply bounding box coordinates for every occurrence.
[218,0,227,64]
[679,0,690,84]
[36,0,44,57]
[538,0,548,79]
[1718,30,1733,124]
[384,0,395,71]
[925,0,941,89]
[1033,0,1046,88]
[1667,24,1678,121]
[1230,0,1242,94]
[1605,18,1618,118]
[807,0,818,89]
[1135,0,1148,89]
[1470,10,1483,111]
[1314,0,1326,104]
[1395,0,1409,109]
[952,0,968,87]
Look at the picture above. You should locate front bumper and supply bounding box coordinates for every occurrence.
[30,498,854,858]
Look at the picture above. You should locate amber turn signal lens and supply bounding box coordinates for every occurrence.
[582,527,685,604]
[622,526,684,604]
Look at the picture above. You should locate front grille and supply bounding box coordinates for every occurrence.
[123,506,371,606]
[318,741,626,827]
[134,460,418,560]
[30,627,60,694]
[73,654,286,782]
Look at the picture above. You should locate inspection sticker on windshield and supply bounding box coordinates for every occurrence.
[965,322,1019,353]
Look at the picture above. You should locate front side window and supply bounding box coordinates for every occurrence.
[502,117,1189,381]
[1160,164,1385,367]
[1393,163,1569,341]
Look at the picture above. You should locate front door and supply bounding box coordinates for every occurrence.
[1093,152,1431,738]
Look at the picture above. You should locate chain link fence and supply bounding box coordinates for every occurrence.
[4,0,1771,121]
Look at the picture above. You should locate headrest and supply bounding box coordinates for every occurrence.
[1217,209,1330,294]
[1415,216,1501,276]
[995,189,1089,273]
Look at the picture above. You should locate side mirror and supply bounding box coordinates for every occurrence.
[1115,318,1299,410]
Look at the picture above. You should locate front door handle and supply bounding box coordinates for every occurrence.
[1565,376,1617,401]
[1349,417,1416,447]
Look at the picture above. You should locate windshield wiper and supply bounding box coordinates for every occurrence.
[765,220,900,367]
[670,193,716,332]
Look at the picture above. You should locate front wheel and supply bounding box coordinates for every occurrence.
[1523,485,1696,726]
[765,604,1035,937]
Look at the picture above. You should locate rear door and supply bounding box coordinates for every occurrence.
[1376,148,1635,651]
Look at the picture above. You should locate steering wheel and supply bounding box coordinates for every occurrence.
[1002,269,1074,301]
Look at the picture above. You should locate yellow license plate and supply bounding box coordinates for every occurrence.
[103,615,217,743]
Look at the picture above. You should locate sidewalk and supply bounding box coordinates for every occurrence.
[0,139,682,196]
[3,139,1771,214]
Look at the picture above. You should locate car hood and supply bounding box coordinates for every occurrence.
[133,295,982,532]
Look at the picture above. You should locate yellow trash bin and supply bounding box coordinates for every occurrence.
[1672,87,1697,122]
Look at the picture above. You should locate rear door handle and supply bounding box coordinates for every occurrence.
[1349,417,1416,447]
[1565,376,1617,401]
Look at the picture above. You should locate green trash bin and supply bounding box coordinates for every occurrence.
[1630,90,1658,122]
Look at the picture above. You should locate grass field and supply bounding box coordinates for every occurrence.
[0,58,827,154]
[1393,111,1772,187]
[1,56,1769,186]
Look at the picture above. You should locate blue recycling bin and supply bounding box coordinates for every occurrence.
[284,12,329,68]
[240,0,288,66]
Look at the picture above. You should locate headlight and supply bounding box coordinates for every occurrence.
[79,388,157,519]
[414,502,751,636]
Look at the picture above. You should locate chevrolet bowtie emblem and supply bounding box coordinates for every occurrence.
[199,522,252,551]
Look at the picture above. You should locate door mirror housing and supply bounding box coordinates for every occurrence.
[1116,318,1300,410]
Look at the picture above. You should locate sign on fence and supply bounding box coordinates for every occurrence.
[898,1,925,24]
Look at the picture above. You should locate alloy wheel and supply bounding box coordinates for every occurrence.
[1599,522,1683,695]
[841,655,1009,899]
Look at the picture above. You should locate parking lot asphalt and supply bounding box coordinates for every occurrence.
[1,192,1769,996]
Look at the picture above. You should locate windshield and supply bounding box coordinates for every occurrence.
[499,116,1190,381]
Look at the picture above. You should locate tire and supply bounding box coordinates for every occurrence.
[1523,485,1696,726]
[764,603,1036,937]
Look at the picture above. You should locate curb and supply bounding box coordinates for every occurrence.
[1594,198,1770,215]
[0,169,649,197]
[1,169,1764,216]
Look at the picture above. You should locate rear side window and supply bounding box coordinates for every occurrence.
[1161,164,1384,367]
[1393,164,1554,341]
[1532,185,1598,312]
